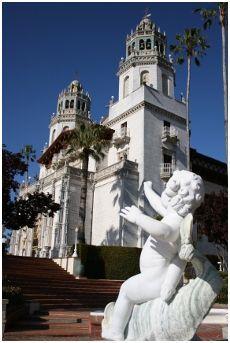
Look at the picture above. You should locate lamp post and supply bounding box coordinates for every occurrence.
[72,227,79,257]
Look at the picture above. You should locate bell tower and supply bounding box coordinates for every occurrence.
[118,14,175,100]
[49,80,91,146]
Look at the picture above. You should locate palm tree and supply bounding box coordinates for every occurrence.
[170,28,209,169]
[66,121,113,243]
[21,145,36,185]
[194,3,228,158]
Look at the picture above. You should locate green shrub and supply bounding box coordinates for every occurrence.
[2,277,25,307]
[77,244,141,280]
[216,271,228,304]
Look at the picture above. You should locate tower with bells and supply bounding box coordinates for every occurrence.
[91,14,188,247]
[10,80,95,259]
[49,80,91,146]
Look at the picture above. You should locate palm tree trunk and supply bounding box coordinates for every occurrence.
[79,152,89,243]
[220,8,228,159]
[186,56,191,170]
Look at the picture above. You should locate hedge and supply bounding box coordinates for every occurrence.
[2,277,25,307]
[77,244,141,280]
[216,271,228,304]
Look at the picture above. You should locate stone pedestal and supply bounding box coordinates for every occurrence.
[89,311,104,339]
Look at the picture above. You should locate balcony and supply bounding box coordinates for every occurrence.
[160,163,175,180]
[162,126,178,144]
[113,127,130,147]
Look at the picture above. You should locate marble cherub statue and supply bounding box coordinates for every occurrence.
[102,170,205,341]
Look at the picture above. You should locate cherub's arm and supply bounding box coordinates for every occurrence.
[144,181,167,217]
[160,254,187,302]
[120,206,178,242]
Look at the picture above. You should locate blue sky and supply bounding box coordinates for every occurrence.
[3,2,226,179]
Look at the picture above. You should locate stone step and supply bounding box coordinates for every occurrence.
[11,319,89,330]
[23,291,117,300]
[4,327,89,337]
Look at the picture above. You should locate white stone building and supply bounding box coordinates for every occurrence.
[9,15,227,258]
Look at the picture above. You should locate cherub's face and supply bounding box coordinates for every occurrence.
[161,171,204,216]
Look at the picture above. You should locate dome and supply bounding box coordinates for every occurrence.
[68,80,83,93]
[137,15,153,31]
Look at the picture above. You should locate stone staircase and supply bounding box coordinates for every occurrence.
[3,255,122,340]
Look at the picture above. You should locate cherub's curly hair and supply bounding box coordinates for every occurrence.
[161,170,204,217]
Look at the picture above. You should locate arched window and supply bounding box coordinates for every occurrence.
[132,42,135,51]
[77,100,81,109]
[160,44,164,54]
[65,100,69,109]
[123,76,129,98]
[51,129,56,143]
[146,39,151,50]
[82,102,85,111]
[70,99,74,108]
[140,70,150,85]
[155,41,159,51]
[139,39,145,50]
[162,74,169,96]
[63,126,69,132]
[128,45,131,56]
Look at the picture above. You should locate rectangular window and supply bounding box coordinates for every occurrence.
[164,120,170,128]
[163,154,172,164]
[162,74,169,96]
[121,122,127,136]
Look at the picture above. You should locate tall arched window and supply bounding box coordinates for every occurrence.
[65,100,69,109]
[51,129,56,143]
[70,99,74,108]
[140,70,150,85]
[123,76,129,98]
[139,39,145,50]
[160,44,164,54]
[77,100,81,109]
[146,39,151,50]
[132,42,135,51]
[155,41,159,51]
[128,46,131,56]
[82,102,85,111]
[162,74,169,96]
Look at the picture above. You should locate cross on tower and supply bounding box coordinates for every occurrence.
[144,7,151,18]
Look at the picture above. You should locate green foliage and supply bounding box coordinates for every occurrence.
[66,122,112,163]
[194,3,228,28]
[78,244,141,280]
[2,145,27,211]
[194,191,227,246]
[21,145,36,164]
[3,145,60,231]
[216,271,228,304]
[5,192,60,231]
[170,28,210,66]
[2,277,25,306]
[66,123,113,242]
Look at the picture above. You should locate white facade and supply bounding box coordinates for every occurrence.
[91,15,187,246]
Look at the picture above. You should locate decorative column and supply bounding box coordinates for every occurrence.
[59,172,70,258]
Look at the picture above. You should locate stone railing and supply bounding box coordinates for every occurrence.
[162,126,178,143]
[95,159,138,181]
[160,163,175,180]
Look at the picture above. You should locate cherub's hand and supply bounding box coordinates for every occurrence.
[160,283,176,303]
[143,181,153,194]
[120,205,142,224]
